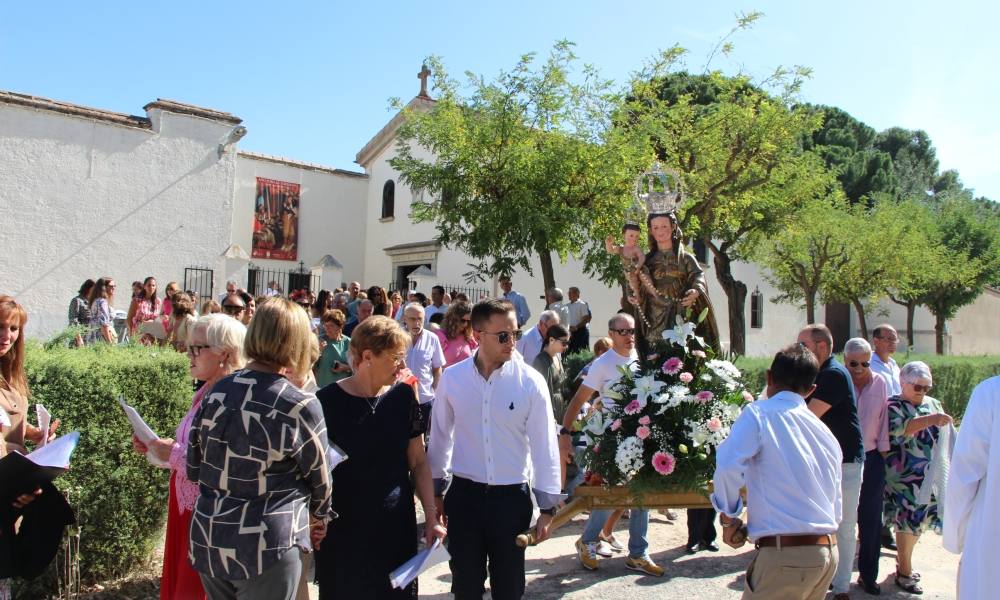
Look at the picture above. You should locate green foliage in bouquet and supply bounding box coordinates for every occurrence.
[578,313,753,496]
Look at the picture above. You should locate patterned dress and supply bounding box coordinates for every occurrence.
[883,395,944,534]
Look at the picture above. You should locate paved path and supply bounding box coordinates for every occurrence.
[398,510,958,599]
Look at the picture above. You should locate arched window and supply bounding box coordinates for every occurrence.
[381,180,395,219]
[750,287,764,329]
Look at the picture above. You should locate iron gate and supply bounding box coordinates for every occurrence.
[247,261,321,297]
[183,267,215,305]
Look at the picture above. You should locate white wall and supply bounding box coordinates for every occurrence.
[0,103,238,338]
[233,154,368,291]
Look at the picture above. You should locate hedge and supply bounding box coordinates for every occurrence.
[14,341,191,597]
[565,349,999,422]
[734,353,1000,422]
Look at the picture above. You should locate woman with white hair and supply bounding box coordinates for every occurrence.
[883,360,952,594]
[843,337,890,595]
[132,313,247,600]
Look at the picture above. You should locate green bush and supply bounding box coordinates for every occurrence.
[735,353,1000,422]
[14,341,191,596]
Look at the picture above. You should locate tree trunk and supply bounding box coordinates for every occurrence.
[804,290,816,324]
[905,301,916,349]
[934,311,946,355]
[851,298,869,340]
[537,247,556,300]
[712,249,748,355]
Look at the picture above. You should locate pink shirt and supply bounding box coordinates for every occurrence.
[855,372,890,453]
[435,329,478,368]
[168,385,208,513]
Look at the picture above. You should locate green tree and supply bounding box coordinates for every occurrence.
[756,192,851,324]
[874,127,939,199]
[883,200,945,347]
[390,42,650,294]
[625,60,825,354]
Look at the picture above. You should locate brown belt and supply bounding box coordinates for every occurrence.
[756,534,836,548]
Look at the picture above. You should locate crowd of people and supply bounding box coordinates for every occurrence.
[0,271,990,599]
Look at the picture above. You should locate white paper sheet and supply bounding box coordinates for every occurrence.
[327,443,348,470]
[36,403,51,448]
[389,538,450,590]
[25,431,79,468]
[118,395,169,468]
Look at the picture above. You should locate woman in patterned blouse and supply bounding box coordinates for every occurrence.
[129,276,162,342]
[87,277,117,344]
[133,314,246,600]
[187,298,332,600]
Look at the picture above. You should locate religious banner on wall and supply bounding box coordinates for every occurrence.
[252,177,300,260]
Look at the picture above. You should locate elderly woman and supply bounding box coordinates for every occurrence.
[843,338,890,595]
[187,298,332,600]
[314,309,351,389]
[314,316,446,598]
[883,361,952,595]
[434,300,478,368]
[133,314,246,600]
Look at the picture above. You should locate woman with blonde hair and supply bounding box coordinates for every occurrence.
[187,298,332,600]
[314,316,446,598]
[434,300,478,368]
[133,314,247,600]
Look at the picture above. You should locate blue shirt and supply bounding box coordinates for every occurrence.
[503,290,531,328]
[712,390,843,539]
[870,353,901,396]
[809,356,865,464]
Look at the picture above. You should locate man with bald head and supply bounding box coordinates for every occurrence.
[346,281,362,319]
[870,324,902,396]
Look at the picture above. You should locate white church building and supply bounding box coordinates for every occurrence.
[2,77,998,356]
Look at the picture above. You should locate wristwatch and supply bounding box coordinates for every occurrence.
[558,426,572,436]
[719,514,736,527]
[539,506,557,516]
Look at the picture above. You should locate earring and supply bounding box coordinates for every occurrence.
[219,362,225,368]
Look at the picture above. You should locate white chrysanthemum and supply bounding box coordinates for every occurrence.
[614,436,645,477]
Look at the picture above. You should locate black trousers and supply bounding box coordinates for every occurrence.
[568,326,590,355]
[858,449,886,584]
[444,477,533,600]
[686,508,717,546]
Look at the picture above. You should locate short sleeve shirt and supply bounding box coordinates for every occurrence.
[407,331,446,404]
[581,348,638,409]
[809,357,864,463]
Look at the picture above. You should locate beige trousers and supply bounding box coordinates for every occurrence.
[742,544,838,600]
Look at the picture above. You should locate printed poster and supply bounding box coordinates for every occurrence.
[252,177,300,260]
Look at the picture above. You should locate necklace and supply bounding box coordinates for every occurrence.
[365,392,384,415]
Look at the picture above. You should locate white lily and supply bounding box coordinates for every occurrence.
[582,411,609,436]
[631,375,666,408]
[661,318,705,350]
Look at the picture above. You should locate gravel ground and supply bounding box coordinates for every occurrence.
[411,510,959,599]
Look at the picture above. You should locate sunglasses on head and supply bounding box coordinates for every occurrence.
[222,304,245,314]
[610,328,636,336]
[910,383,932,393]
[848,360,870,368]
[478,330,519,344]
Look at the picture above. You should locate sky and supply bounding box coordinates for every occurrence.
[3,0,997,199]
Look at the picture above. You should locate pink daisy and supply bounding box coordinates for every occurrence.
[652,451,676,476]
[610,419,622,431]
[661,357,683,375]
[679,372,694,384]
[695,390,714,403]
[638,415,651,426]
[707,416,723,432]
[636,426,651,440]
[624,400,642,415]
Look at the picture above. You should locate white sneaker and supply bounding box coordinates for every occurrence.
[660,509,679,520]
[599,531,624,552]
[596,540,614,557]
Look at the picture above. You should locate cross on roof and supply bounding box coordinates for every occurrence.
[417,64,431,98]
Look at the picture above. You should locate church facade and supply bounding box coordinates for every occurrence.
[2,83,997,355]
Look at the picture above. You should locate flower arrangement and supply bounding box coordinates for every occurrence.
[577,312,752,494]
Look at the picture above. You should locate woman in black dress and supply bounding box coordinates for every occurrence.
[315,316,446,599]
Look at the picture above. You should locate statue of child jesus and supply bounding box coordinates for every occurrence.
[605,223,645,271]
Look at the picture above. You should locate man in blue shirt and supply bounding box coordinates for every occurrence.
[499,277,530,329]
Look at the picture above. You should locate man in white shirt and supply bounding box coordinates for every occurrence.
[869,324,902,396]
[545,288,571,331]
[424,285,449,324]
[516,310,559,365]
[560,313,664,576]
[565,287,592,355]
[428,299,561,600]
[403,303,445,433]
[712,344,843,600]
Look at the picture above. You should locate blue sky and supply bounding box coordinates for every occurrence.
[4,1,997,199]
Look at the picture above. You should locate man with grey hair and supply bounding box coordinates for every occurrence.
[844,337,890,595]
[516,310,560,364]
[345,281,362,319]
[218,279,238,303]
[797,324,863,600]
[402,302,445,433]
[343,299,372,337]
[545,287,570,332]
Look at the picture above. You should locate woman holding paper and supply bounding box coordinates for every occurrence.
[132,314,246,600]
[314,316,446,599]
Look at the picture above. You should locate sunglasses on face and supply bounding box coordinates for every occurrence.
[610,328,636,336]
[910,383,932,393]
[222,304,245,314]
[187,344,211,358]
[848,360,870,368]
[478,330,519,344]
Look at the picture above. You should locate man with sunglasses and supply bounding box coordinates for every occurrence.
[428,299,561,600]
[797,324,863,600]
[844,337,890,595]
[561,313,664,576]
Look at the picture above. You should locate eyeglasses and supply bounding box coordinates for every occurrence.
[848,360,870,368]
[222,304,245,314]
[187,344,211,358]
[478,330,519,344]
[610,328,636,336]
[556,338,570,345]
[910,383,932,393]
